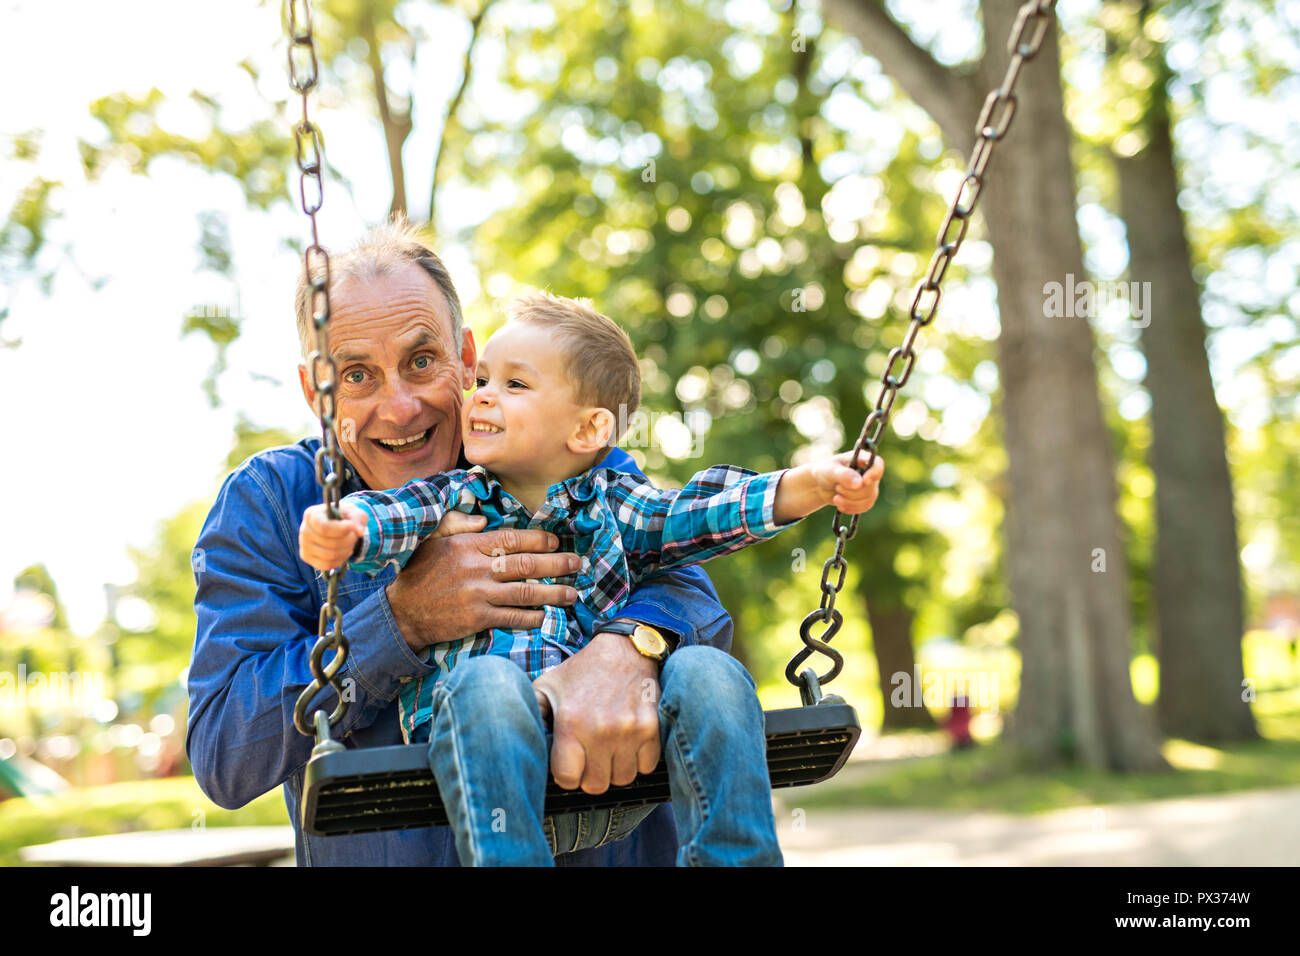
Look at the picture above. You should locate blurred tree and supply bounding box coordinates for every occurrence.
[72,0,492,378]
[823,0,1166,769]
[1102,0,1256,742]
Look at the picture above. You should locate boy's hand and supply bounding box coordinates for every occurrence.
[298,501,368,571]
[808,450,885,514]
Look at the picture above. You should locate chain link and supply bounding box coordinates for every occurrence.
[787,0,1058,692]
[286,0,350,740]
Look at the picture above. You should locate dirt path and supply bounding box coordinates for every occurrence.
[773,786,1300,866]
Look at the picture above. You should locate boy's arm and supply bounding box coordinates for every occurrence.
[772,450,883,523]
[611,465,797,582]
[346,473,463,575]
[613,451,884,582]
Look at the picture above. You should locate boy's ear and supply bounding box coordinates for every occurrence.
[568,407,616,455]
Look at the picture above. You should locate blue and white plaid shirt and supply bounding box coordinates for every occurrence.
[343,463,794,741]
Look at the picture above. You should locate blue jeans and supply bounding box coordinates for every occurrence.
[423,646,783,866]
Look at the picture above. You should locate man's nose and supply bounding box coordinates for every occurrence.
[376,376,423,423]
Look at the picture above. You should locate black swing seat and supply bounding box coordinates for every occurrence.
[301,701,860,837]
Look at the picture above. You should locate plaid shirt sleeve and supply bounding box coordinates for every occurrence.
[345,473,464,576]
[608,465,799,582]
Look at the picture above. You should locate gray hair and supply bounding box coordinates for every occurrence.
[294,215,464,360]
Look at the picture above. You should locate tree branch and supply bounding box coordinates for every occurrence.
[429,0,499,229]
[360,4,413,219]
[821,0,980,155]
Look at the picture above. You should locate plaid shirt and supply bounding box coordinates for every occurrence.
[344,463,793,741]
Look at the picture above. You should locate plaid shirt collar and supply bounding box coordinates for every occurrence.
[460,463,618,515]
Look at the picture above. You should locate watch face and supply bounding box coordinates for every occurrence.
[632,625,668,658]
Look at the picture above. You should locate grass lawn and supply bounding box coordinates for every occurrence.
[795,687,1300,815]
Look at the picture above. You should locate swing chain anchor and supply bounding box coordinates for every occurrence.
[786,0,1057,696]
[311,709,346,759]
[287,0,351,739]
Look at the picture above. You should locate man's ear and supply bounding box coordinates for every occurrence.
[459,327,478,390]
[567,408,616,455]
[298,363,319,415]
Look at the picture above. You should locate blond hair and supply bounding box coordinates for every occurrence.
[507,291,641,432]
[294,215,463,359]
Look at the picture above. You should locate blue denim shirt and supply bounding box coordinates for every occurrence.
[186,438,733,866]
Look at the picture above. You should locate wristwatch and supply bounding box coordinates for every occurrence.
[602,619,673,664]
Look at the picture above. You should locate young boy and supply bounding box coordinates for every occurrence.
[299,291,884,866]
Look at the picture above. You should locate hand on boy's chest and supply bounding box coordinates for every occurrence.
[488,502,627,611]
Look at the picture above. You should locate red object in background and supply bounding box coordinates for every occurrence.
[946,695,975,749]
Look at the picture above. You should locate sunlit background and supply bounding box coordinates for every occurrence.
[1,0,1297,863]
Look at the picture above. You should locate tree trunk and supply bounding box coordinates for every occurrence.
[825,0,1167,769]
[868,602,936,730]
[1113,25,1256,742]
[977,0,1164,770]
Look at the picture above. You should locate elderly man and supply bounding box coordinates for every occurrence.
[186,220,735,865]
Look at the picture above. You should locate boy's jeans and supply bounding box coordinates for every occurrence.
[424,645,784,866]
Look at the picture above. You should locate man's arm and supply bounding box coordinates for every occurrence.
[187,458,433,810]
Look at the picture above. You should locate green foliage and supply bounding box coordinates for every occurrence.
[181,207,246,403]
[0,137,62,340]
[82,88,293,210]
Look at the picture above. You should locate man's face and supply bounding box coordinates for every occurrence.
[462,321,589,486]
[298,263,476,491]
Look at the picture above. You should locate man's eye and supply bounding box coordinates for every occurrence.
[344,369,366,385]
[413,355,433,370]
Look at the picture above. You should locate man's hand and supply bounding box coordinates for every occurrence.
[532,632,661,794]
[385,515,582,654]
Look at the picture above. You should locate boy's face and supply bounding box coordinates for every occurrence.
[462,321,593,484]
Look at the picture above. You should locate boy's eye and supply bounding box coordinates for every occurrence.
[474,377,487,388]
[508,379,527,389]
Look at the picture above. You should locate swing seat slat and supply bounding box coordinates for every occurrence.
[301,702,860,837]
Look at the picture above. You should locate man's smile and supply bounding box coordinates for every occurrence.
[372,425,435,456]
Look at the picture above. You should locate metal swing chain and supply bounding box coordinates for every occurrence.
[286,0,351,742]
[786,0,1058,696]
